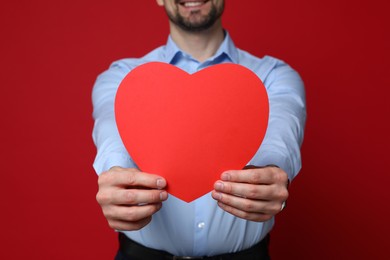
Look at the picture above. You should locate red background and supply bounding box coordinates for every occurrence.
[1,0,389,259]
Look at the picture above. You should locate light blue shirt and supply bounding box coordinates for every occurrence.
[92,32,306,257]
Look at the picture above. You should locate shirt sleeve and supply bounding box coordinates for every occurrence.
[91,61,138,174]
[248,58,307,181]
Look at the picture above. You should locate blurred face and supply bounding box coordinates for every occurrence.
[156,0,225,32]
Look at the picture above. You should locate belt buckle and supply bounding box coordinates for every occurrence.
[172,256,204,260]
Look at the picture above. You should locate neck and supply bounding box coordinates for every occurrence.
[169,20,224,62]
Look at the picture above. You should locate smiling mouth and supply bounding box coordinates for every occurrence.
[178,0,210,8]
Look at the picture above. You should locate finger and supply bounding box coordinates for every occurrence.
[111,189,168,205]
[104,203,163,223]
[212,191,278,214]
[216,201,273,222]
[221,167,283,185]
[107,217,152,231]
[214,181,275,200]
[99,169,167,189]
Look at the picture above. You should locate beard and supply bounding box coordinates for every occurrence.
[166,1,224,32]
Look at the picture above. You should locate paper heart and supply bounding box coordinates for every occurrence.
[115,62,269,202]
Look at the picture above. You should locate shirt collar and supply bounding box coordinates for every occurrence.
[163,30,239,64]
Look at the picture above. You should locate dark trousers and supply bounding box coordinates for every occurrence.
[114,233,271,260]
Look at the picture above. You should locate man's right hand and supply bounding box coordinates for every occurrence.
[96,167,168,231]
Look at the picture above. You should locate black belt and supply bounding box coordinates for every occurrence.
[118,232,270,260]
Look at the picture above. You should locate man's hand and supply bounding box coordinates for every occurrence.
[211,166,289,222]
[96,167,168,231]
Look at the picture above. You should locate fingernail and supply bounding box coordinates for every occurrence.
[215,181,224,191]
[221,172,230,181]
[213,192,222,200]
[157,178,166,188]
[160,191,168,201]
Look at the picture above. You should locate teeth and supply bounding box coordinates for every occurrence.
[184,2,203,7]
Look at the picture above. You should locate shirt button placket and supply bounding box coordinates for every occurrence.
[193,200,208,255]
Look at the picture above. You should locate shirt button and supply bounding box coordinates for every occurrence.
[197,222,205,229]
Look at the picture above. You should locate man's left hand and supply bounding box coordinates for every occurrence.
[211,166,289,222]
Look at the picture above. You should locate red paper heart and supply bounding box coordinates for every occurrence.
[115,62,269,202]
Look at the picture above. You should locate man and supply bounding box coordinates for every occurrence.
[92,0,306,259]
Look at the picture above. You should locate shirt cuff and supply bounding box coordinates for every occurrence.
[93,152,138,174]
[248,150,300,181]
